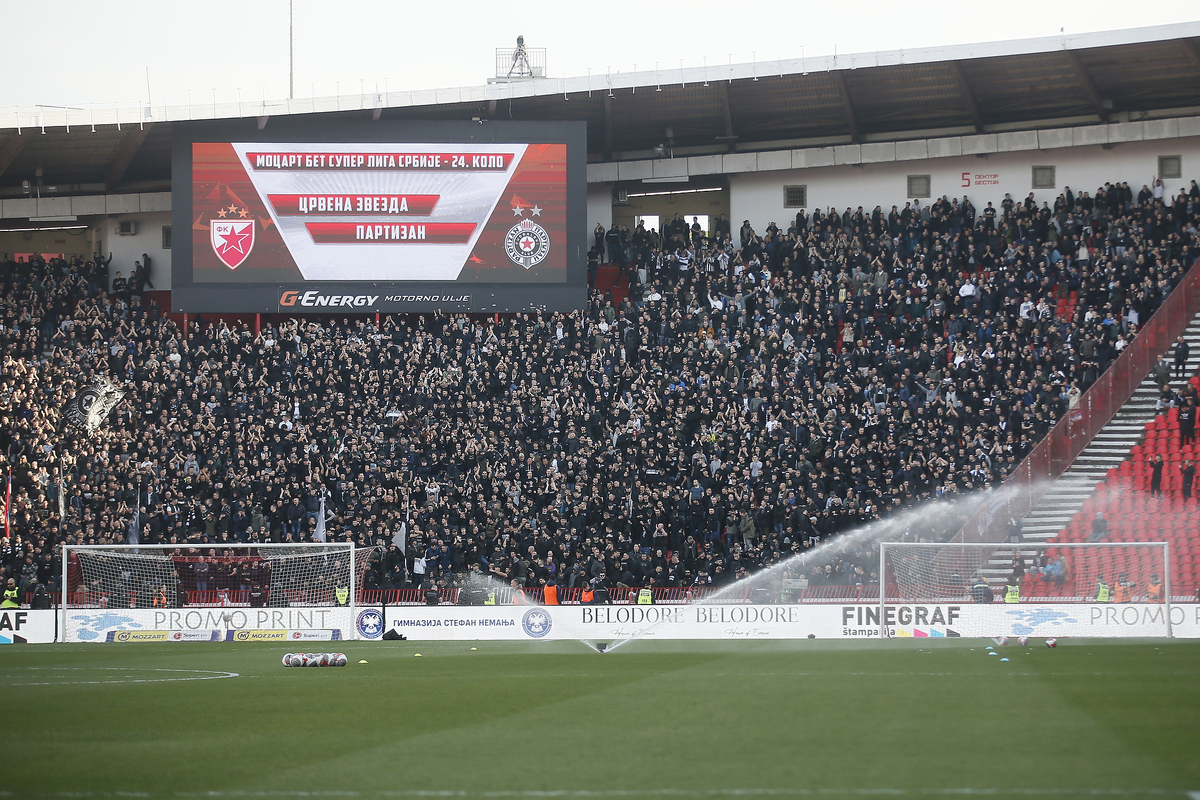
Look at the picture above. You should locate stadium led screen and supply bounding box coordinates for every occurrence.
[171,119,587,313]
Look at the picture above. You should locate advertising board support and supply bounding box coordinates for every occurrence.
[1165,545,1173,637]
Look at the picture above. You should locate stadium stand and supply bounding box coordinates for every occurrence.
[1030,383,1200,601]
[1,178,1199,606]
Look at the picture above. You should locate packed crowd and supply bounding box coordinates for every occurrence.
[1,177,1199,605]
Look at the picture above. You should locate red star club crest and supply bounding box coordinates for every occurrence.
[210,219,255,269]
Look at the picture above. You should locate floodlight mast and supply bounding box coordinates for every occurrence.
[508,35,534,79]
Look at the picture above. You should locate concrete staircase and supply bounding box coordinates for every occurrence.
[977,310,1200,585]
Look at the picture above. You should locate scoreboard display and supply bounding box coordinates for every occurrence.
[171,119,586,313]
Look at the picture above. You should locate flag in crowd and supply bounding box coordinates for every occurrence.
[4,468,10,540]
[62,377,126,435]
[314,493,327,543]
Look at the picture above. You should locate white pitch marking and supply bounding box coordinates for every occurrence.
[0,790,1182,799]
[0,667,239,687]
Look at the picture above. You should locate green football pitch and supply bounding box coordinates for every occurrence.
[2,638,1198,799]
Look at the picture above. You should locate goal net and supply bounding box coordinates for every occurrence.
[877,542,1173,639]
[62,543,372,642]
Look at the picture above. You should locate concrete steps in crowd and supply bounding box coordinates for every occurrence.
[978,309,1200,584]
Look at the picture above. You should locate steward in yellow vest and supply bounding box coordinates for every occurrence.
[2,578,19,608]
[1094,578,1110,603]
[334,586,349,606]
[636,588,654,605]
[1004,583,1020,604]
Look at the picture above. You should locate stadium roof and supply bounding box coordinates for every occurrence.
[1,22,1199,198]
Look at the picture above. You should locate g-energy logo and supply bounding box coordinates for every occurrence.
[279,290,379,308]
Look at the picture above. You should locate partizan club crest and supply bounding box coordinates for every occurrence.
[211,219,255,269]
[504,218,551,270]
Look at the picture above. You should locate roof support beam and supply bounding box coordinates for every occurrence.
[831,71,860,143]
[0,134,28,182]
[1182,38,1200,70]
[948,62,985,133]
[603,95,613,160]
[104,124,152,191]
[1063,51,1110,123]
[717,82,736,151]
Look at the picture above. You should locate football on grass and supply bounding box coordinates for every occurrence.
[1017,636,1029,646]
[1046,638,1058,648]
[287,653,304,667]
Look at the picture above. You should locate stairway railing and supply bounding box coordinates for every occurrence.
[954,255,1200,545]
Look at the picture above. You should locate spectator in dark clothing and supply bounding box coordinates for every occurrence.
[1174,336,1190,379]
[1149,455,1165,496]
[1179,400,1196,446]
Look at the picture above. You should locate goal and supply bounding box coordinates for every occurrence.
[61,543,371,642]
[877,542,1174,639]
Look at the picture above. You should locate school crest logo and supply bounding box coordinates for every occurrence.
[356,608,384,640]
[504,218,550,270]
[211,219,255,269]
[521,607,552,638]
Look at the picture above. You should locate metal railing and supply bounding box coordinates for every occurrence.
[955,256,1200,545]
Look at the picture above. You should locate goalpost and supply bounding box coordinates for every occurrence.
[877,542,1173,639]
[61,543,372,642]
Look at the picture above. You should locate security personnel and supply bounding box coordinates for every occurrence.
[334,585,349,606]
[1004,580,1020,604]
[542,580,559,605]
[970,575,993,603]
[636,587,654,605]
[1147,574,1164,603]
[152,585,169,608]
[1112,576,1132,603]
[2,578,19,608]
[580,585,594,604]
[1094,576,1111,603]
[511,580,527,605]
[483,589,497,605]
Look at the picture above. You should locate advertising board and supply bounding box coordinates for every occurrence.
[62,608,352,643]
[171,119,587,313]
[50,604,1200,642]
[359,603,1200,641]
[0,609,57,644]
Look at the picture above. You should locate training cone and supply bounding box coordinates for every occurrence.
[1000,658,1009,662]
[988,651,997,656]
[358,660,368,664]
[470,647,477,651]
[414,653,422,657]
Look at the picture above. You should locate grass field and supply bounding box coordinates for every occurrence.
[1,638,1198,799]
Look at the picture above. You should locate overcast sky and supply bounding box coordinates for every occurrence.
[3,0,1197,111]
